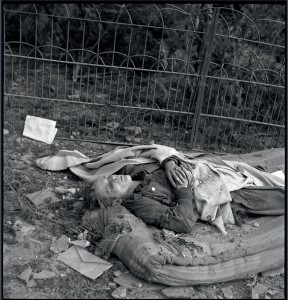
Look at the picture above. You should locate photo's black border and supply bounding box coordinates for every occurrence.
[0,1,287,299]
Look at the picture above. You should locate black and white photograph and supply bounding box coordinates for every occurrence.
[2,2,285,299]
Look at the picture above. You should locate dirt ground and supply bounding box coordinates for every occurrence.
[3,132,285,299]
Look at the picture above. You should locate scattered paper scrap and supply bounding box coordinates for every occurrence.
[58,245,112,280]
[70,239,90,248]
[18,267,32,284]
[23,115,57,144]
[27,279,37,288]
[54,187,76,195]
[25,188,61,208]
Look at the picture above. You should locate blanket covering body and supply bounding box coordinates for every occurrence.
[36,145,284,223]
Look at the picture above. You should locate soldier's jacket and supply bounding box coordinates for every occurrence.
[118,163,199,233]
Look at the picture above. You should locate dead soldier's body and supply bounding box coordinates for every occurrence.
[83,145,285,234]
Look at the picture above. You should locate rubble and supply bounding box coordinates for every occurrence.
[108,282,118,290]
[18,267,32,284]
[50,235,70,254]
[221,286,234,299]
[161,287,195,299]
[33,269,57,280]
[25,188,61,208]
[113,270,122,277]
[251,283,268,299]
[12,220,35,243]
[111,287,127,299]
[54,186,76,195]
[27,279,37,288]
[49,262,60,275]
[253,283,268,295]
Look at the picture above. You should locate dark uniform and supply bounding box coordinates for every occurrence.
[118,163,198,233]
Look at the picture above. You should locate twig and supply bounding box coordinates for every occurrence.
[7,182,24,210]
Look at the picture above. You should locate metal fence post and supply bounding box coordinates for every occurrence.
[189,7,220,148]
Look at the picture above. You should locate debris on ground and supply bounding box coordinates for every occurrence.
[27,279,37,288]
[251,283,268,299]
[12,220,35,243]
[25,188,61,208]
[13,220,35,235]
[23,115,57,144]
[54,186,77,195]
[50,235,70,254]
[48,262,60,275]
[77,230,88,240]
[58,245,112,280]
[221,286,234,299]
[113,270,122,277]
[161,287,195,299]
[4,129,9,135]
[108,282,118,290]
[33,269,57,280]
[162,228,177,238]
[18,267,32,284]
[111,286,127,299]
[70,239,90,248]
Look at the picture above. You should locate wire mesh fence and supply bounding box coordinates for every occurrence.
[3,3,285,153]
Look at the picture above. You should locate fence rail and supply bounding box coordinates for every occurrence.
[3,3,285,153]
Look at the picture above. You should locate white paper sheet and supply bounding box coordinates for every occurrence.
[23,115,57,144]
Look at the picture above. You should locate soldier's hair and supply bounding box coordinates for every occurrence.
[83,183,101,210]
[83,178,119,210]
